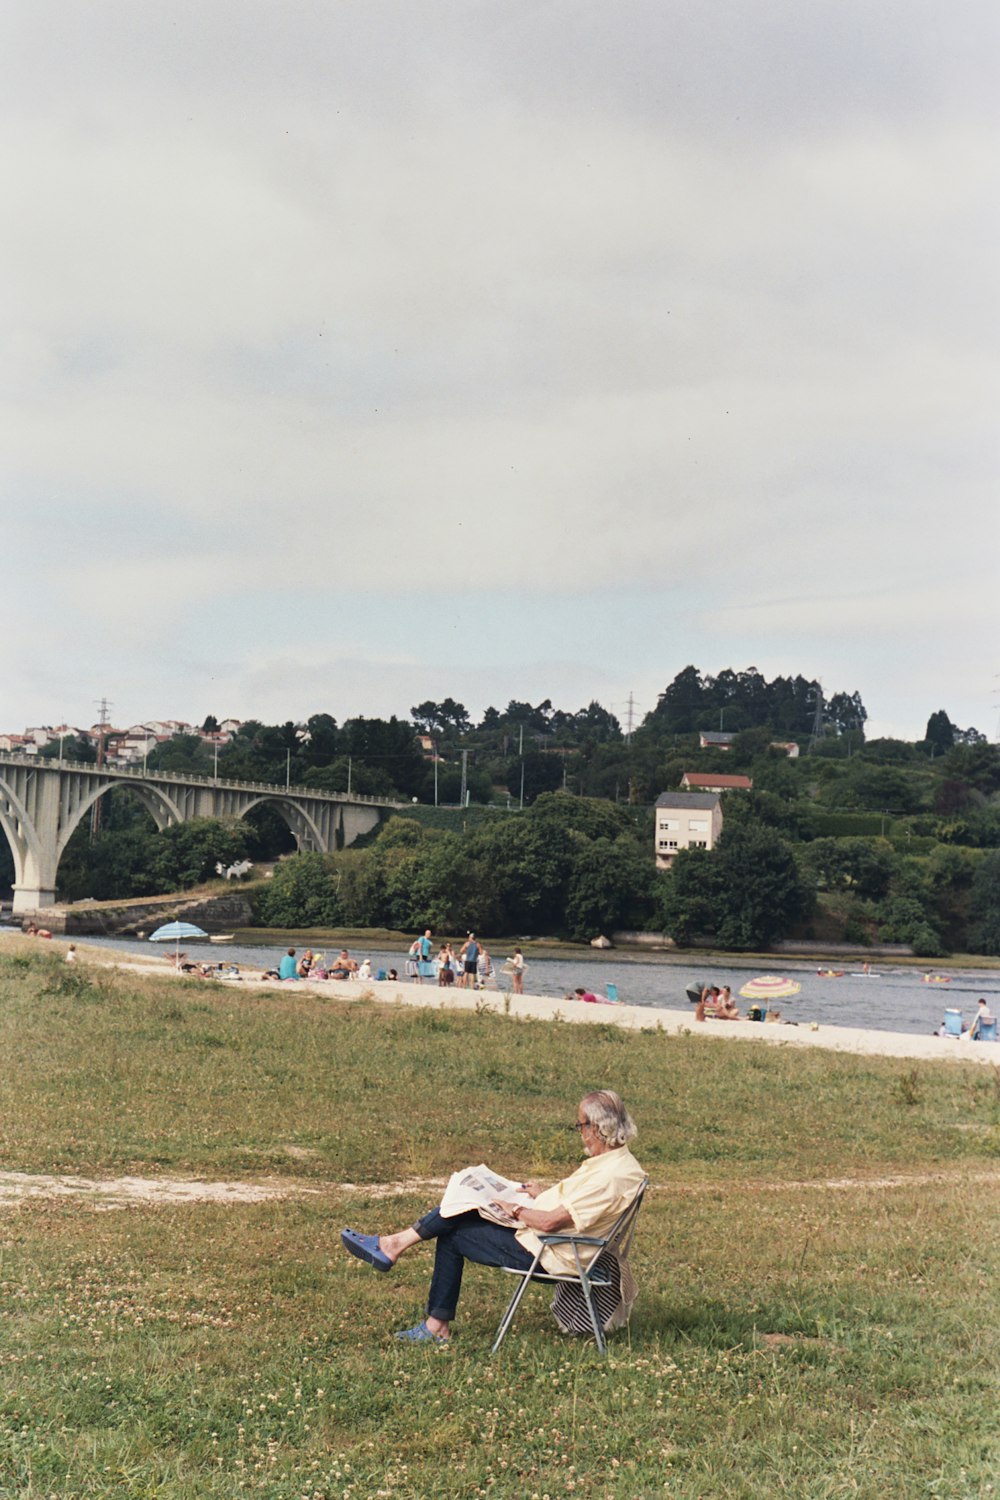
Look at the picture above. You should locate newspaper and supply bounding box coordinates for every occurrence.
[439,1163,536,1227]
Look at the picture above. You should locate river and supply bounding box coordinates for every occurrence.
[71,934,1000,1039]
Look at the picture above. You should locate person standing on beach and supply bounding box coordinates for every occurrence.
[510,948,525,995]
[417,928,434,981]
[459,933,480,988]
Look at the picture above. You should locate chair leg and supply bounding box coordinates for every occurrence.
[572,1247,607,1355]
[491,1252,544,1354]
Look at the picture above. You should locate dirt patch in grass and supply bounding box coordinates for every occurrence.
[0,1170,448,1209]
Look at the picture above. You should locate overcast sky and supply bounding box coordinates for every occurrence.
[4,1,998,742]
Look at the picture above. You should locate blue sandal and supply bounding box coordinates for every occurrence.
[394,1321,449,1344]
[340,1229,393,1273]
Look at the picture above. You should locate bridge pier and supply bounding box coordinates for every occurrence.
[12,884,57,915]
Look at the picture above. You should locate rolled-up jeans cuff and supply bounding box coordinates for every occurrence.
[413,1207,448,1239]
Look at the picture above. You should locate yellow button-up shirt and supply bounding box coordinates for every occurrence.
[515,1145,645,1274]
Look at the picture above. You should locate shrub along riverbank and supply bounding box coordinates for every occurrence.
[2,946,999,1498]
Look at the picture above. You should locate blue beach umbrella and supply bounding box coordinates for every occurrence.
[149,922,209,942]
[149,921,209,963]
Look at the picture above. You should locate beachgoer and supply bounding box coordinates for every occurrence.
[477,946,493,987]
[509,948,525,995]
[437,945,455,987]
[387,968,398,982]
[571,988,603,1004]
[695,985,720,1023]
[279,949,299,981]
[65,944,76,964]
[459,933,480,989]
[357,958,373,980]
[298,948,315,979]
[715,986,742,1020]
[340,1090,644,1344]
[417,928,434,982]
[329,950,358,979]
[966,999,993,1039]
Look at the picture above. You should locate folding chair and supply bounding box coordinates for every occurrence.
[975,1017,998,1042]
[491,1177,647,1356]
[943,1009,962,1037]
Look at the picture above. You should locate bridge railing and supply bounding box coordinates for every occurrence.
[0,751,404,808]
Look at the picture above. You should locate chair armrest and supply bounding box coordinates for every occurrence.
[537,1232,606,1248]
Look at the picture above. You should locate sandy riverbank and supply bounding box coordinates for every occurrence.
[83,945,999,1067]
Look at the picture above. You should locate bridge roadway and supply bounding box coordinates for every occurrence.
[0,752,403,913]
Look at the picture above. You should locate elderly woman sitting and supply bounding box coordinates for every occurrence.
[341,1089,644,1344]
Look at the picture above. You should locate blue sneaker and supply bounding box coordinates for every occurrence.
[394,1321,449,1345]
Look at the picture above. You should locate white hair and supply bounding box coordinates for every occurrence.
[580,1090,637,1148]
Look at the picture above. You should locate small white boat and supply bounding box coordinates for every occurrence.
[209,934,236,944]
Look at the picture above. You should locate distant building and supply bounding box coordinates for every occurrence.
[698,730,736,751]
[680,771,752,793]
[769,741,800,758]
[654,791,723,870]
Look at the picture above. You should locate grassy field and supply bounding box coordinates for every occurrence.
[2,945,999,1499]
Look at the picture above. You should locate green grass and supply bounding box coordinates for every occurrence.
[2,948,999,1499]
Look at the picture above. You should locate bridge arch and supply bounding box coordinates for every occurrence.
[240,794,334,854]
[54,780,184,863]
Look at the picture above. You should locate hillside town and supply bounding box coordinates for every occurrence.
[0,718,244,766]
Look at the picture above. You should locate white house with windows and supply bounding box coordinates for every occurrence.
[654,791,723,870]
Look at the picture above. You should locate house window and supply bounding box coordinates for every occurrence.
[688,819,709,832]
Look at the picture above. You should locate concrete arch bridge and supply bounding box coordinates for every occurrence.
[0,752,403,913]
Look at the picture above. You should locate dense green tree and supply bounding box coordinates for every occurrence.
[38,734,96,764]
[410,699,471,737]
[303,714,339,766]
[797,838,897,900]
[940,742,1000,795]
[563,838,658,941]
[145,734,213,776]
[969,849,1000,954]
[530,791,636,842]
[257,851,342,928]
[924,710,955,756]
[340,716,425,798]
[661,827,810,950]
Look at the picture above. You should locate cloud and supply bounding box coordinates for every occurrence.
[1,1,998,742]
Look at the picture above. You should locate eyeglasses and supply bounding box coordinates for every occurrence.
[571,1120,590,1132]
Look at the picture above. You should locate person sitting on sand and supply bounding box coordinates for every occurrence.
[387,968,398,982]
[298,949,315,978]
[715,986,742,1020]
[695,985,720,1022]
[339,1089,645,1345]
[357,958,373,980]
[329,950,358,980]
[279,948,299,981]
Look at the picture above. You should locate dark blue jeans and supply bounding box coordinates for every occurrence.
[415,1207,536,1323]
